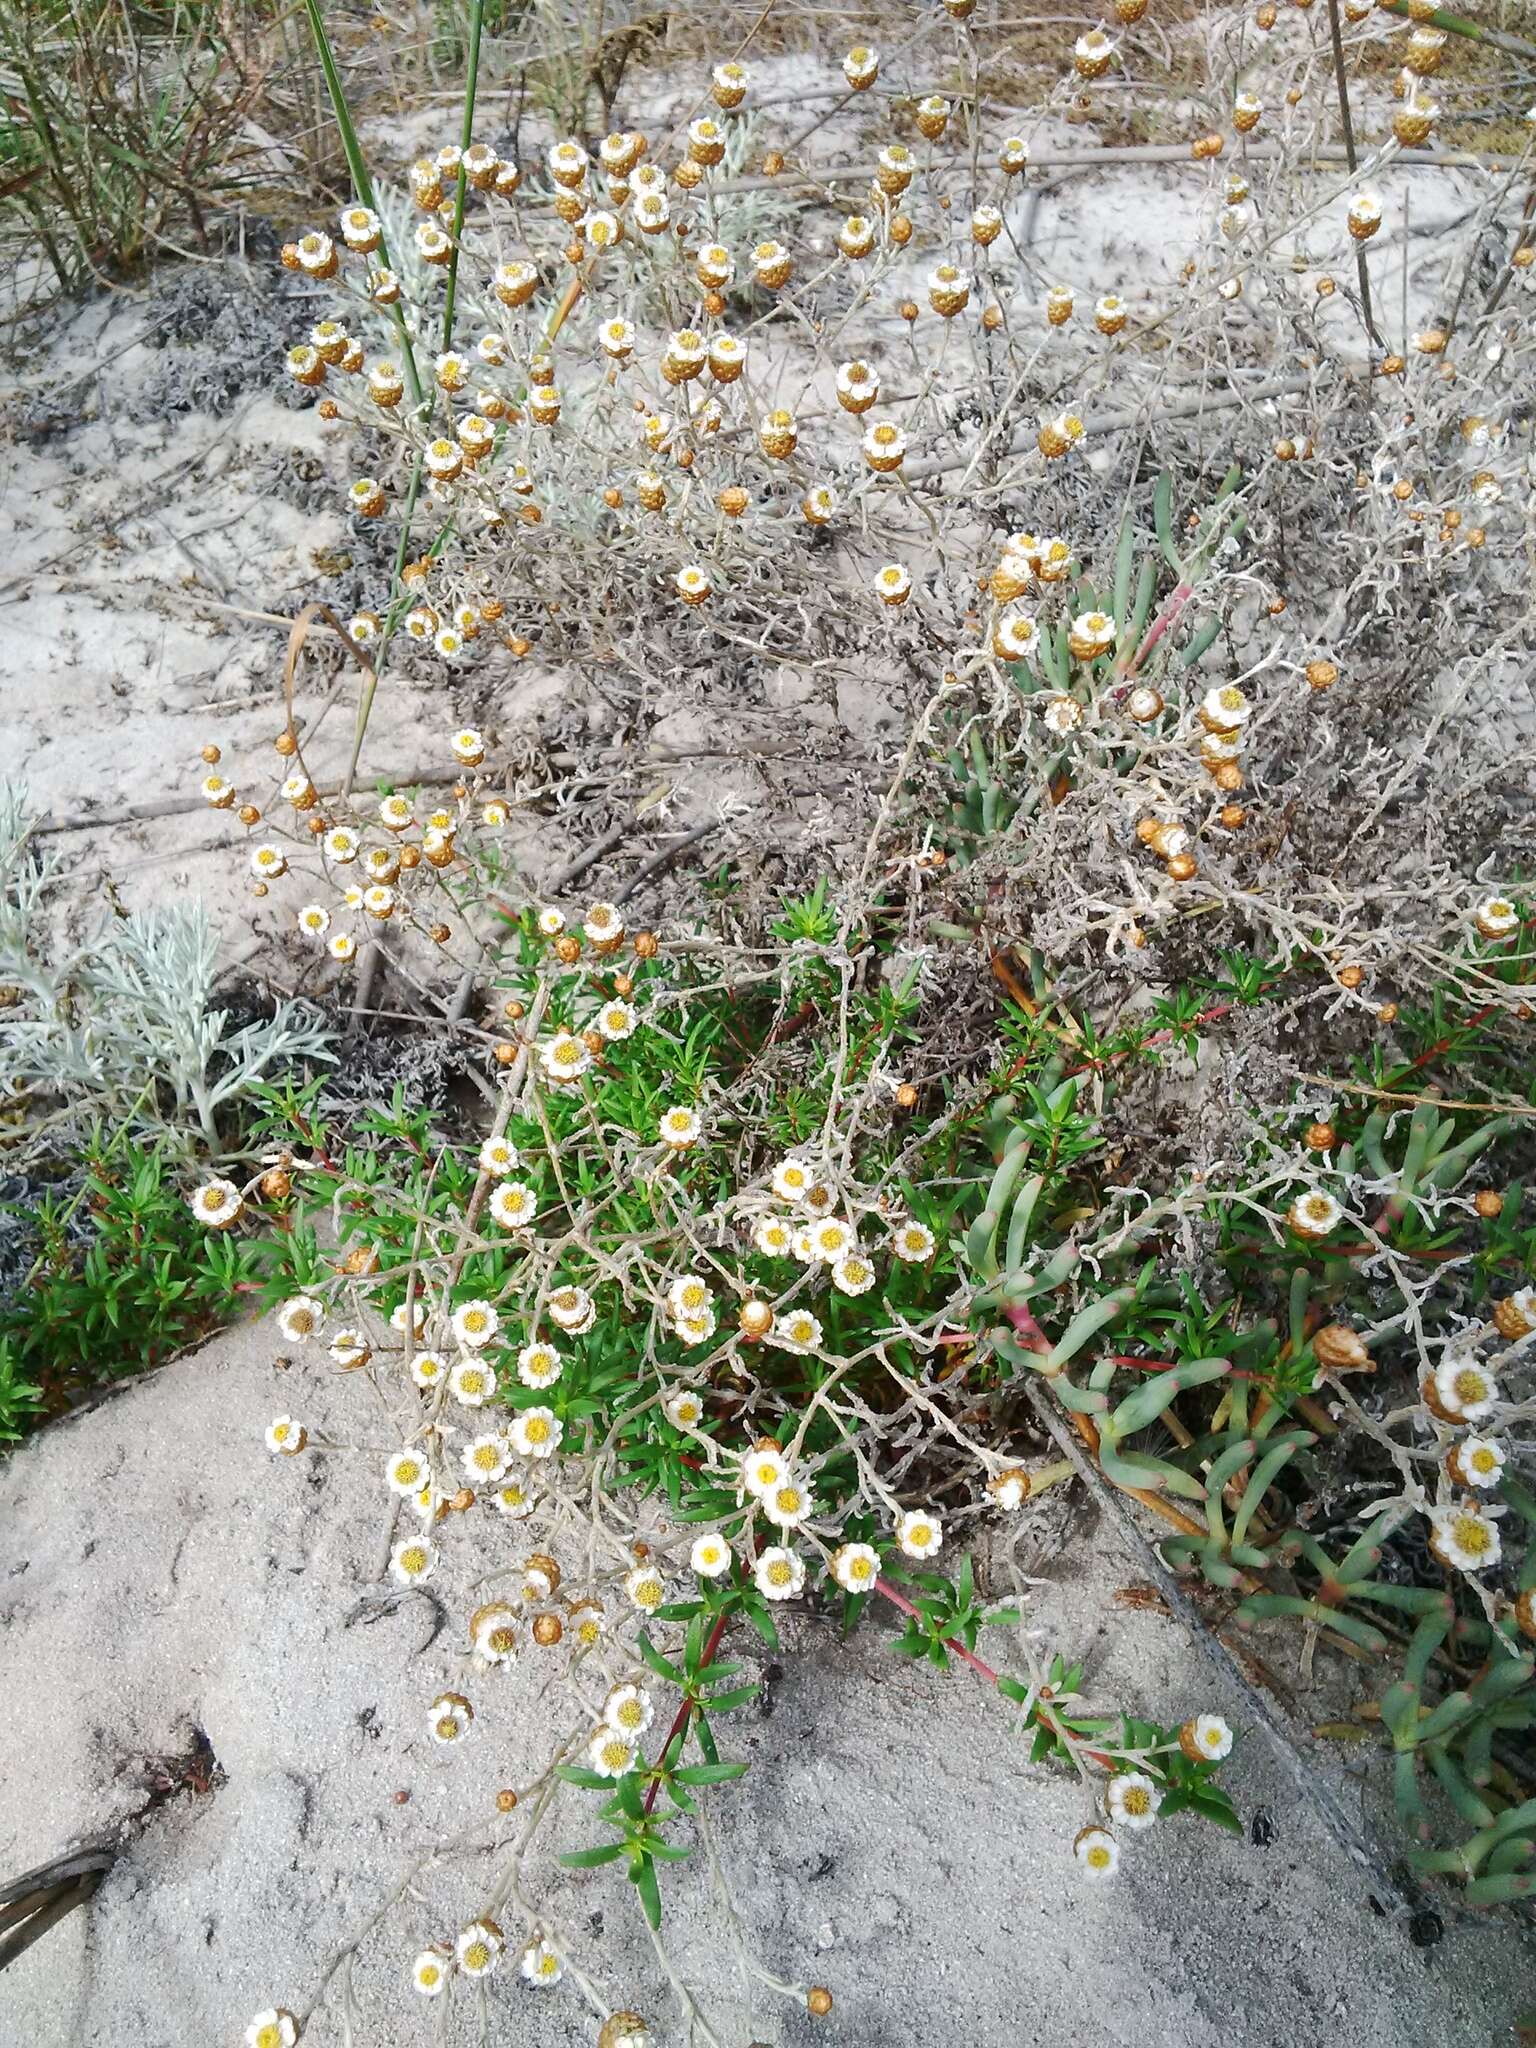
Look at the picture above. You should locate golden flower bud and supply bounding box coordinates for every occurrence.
[1305,658,1339,691]
[496,1788,519,1813]
[1313,1324,1371,1375]
[808,1989,834,2019]
[532,1612,564,1646]
[1218,803,1246,829]
[1304,1121,1337,1152]
[738,1299,774,1339]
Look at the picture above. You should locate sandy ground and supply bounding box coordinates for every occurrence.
[1,33,1528,2044]
[0,1316,1524,2048]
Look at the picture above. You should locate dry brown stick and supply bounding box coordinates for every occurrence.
[613,817,723,907]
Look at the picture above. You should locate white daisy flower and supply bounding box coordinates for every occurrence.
[674,1308,717,1347]
[1287,1190,1343,1239]
[740,1445,788,1498]
[463,1434,510,1483]
[690,1532,733,1577]
[755,1546,806,1601]
[478,1135,519,1175]
[604,1682,655,1737]
[891,1220,935,1262]
[389,1535,437,1584]
[664,1388,705,1429]
[328,1327,370,1369]
[809,1217,856,1264]
[1431,1357,1498,1422]
[521,1938,564,1987]
[412,1950,450,1997]
[509,1406,563,1459]
[517,1341,563,1389]
[409,1349,447,1389]
[763,1479,815,1528]
[448,1357,497,1406]
[455,1921,503,1977]
[276,1296,323,1343]
[669,1273,714,1318]
[894,1508,943,1559]
[1074,1826,1119,1879]
[244,2013,298,2048]
[386,1448,428,1495]
[189,1178,243,1229]
[586,1726,637,1779]
[490,1471,535,1519]
[250,844,287,880]
[569,1600,606,1646]
[658,1104,702,1148]
[1106,1771,1162,1831]
[833,1253,877,1296]
[583,902,624,946]
[453,1300,500,1349]
[428,1691,474,1745]
[1472,896,1520,940]
[624,1564,666,1612]
[1429,1504,1502,1574]
[772,1308,823,1352]
[541,1030,592,1084]
[831,1542,880,1593]
[489,1181,537,1228]
[598,998,636,1039]
[1180,1713,1233,1762]
[471,1603,519,1664]
[1449,1436,1506,1489]
[537,907,566,936]
[547,1286,595,1334]
[772,1157,814,1203]
[325,827,359,863]
[265,1416,307,1456]
[328,933,357,962]
[296,903,330,939]
[754,1215,794,1257]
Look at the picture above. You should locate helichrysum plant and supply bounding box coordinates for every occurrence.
[170,0,1536,2035]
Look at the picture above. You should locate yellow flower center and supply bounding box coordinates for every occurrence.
[400,1546,427,1573]
[1453,1516,1492,1555]
[463,1941,490,1972]
[767,1560,793,1586]
[1454,1370,1487,1404]
[525,1417,550,1443]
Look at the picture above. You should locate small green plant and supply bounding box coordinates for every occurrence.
[0,1136,272,1430]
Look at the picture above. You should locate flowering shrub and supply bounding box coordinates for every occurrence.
[103,0,1536,2033]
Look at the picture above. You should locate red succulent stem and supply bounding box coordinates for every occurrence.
[642,1607,731,1817]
